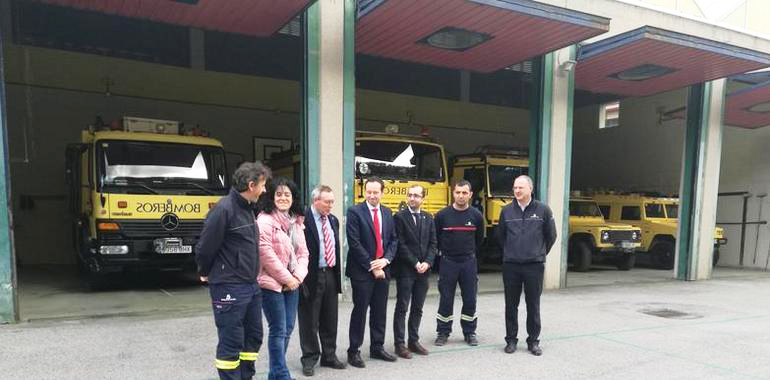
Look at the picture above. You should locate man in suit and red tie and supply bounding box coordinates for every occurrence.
[298,185,347,377]
[345,177,398,368]
[392,184,437,359]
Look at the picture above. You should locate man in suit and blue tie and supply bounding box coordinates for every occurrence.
[392,184,437,359]
[298,185,347,377]
[346,177,398,368]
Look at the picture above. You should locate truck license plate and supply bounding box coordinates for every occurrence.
[154,238,192,254]
[620,241,635,249]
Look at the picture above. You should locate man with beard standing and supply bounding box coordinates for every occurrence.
[496,175,556,356]
[392,184,437,358]
[434,180,484,347]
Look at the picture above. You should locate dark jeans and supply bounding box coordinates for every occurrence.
[393,274,429,345]
[502,262,544,344]
[298,268,340,367]
[348,277,389,354]
[209,283,263,380]
[262,289,299,380]
[437,256,478,336]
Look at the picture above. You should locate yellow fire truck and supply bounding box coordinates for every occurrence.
[450,147,642,270]
[354,130,449,214]
[65,117,228,288]
[271,126,450,214]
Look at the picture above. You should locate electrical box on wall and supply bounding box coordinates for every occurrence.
[123,117,180,134]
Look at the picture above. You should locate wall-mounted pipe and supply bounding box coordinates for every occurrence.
[753,193,767,265]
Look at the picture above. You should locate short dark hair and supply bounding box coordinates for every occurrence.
[365,176,385,192]
[232,161,271,192]
[257,177,304,217]
[408,184,425,197]
[453,179,472,191]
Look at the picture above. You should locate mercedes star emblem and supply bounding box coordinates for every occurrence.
[161,213,180,231]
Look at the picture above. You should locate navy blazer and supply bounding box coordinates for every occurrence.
[345,202,398,281]
[302,207,342,297]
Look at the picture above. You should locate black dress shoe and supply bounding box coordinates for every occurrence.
[527,342,542,356]
[347,352,366,368]
[464,333,479,346]
[302,364,314,377]
[320,357,346,369]
[504,342,517,354]
[370,349,397,362]
[408,341,429,355]
[434,334,448,346]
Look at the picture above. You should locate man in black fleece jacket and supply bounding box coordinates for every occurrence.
[196,161,270,380]
[496,175,556,356]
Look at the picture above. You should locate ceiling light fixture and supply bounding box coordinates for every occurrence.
[746,101,770,113]
[420,27,491,51]
[610,64,678,81]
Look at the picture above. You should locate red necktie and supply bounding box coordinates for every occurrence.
[320,215,335,267]
[371,208,384,259]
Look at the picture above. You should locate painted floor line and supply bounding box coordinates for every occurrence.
[593,334,769,380]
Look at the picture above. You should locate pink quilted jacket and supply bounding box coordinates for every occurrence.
[256,212,309,292]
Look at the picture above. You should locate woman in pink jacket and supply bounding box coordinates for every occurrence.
[257,177,309,380]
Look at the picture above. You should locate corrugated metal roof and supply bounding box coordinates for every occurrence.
[356,0,609,73]
[576,26,770,97]
[38,0,313,37]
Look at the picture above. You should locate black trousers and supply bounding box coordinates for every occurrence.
[436,256,478,336]
[348,277,390,355]
[393,274,429,345]
[502,262,544,344]
[298,268,339,367]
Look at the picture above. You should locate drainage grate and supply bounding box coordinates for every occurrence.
[639,308,702,319]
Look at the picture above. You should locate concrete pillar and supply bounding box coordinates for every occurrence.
[530,46,575,290]
[0,12,18,323]
[303,0,355,293]
[676,79,726,280]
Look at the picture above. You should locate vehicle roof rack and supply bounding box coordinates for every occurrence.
[473,145,529,156]
[355,130,438,143]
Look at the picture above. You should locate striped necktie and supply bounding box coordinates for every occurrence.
[320,215,335,267]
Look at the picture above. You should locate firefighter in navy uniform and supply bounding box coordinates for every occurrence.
[434,179,484,347]
[196,162,270,380]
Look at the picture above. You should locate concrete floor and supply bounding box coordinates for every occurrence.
[3,266,770,379]
[15,263,756,322]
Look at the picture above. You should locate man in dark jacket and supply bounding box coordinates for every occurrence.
[196,161,270,380]
[496,175,557,356]
[392,184,437,359]
[345,177,398,368]
[298,185,346,377]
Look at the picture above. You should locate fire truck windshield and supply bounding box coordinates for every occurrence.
[97,140,227,193]
[355,140,444,182]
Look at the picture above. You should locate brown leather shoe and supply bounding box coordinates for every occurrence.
[395,344,412,359]
[408,341,429,356]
